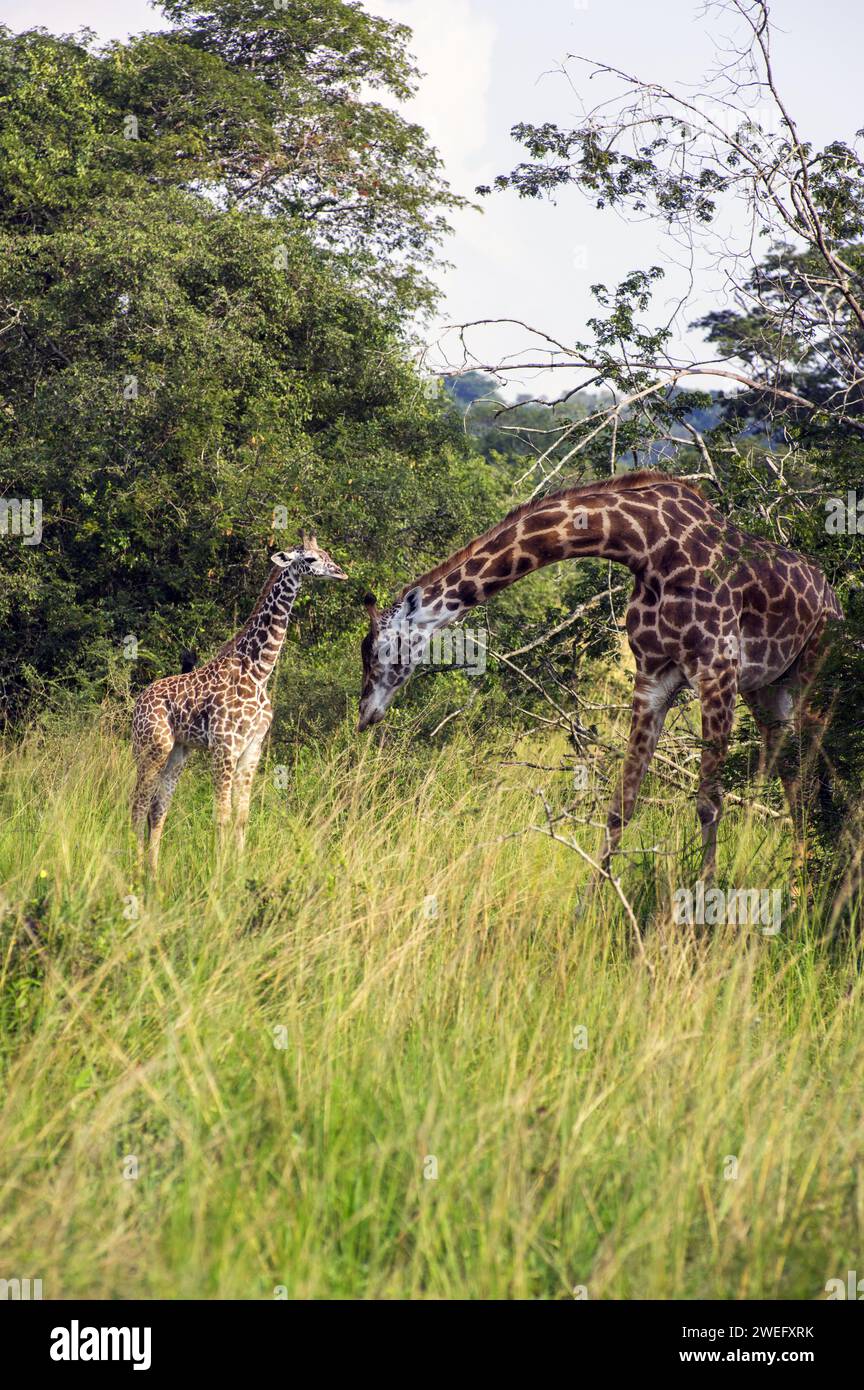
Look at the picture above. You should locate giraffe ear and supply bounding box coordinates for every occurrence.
[363,592,380,634]
[396,587,422,623]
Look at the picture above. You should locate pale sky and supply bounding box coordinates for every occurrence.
[7,0,864,397]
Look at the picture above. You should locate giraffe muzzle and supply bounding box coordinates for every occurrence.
[357,705,385,732]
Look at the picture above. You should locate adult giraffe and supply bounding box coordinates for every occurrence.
[357,471,842,877]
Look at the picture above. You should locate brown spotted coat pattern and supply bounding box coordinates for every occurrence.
[358,472,842,877]
[132,538,346,870]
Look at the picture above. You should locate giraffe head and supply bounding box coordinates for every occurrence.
[357,587,428,730]
[271,532,347,580]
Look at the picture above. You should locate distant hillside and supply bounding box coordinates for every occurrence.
[442,372,732,473]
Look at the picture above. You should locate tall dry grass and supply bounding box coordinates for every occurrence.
[0,718,861,1298]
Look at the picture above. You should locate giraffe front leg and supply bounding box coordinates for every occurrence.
[696,668,737,883]
[232,732,267,854]
[601,672,679,873]
[211,747,236,860]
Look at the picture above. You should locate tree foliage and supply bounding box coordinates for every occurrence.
[472,0,864,860]
[0,5,463,313]
[0,11,490,724]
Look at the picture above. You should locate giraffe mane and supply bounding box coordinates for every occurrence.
[213,562,284,659]
[399,470,708,599]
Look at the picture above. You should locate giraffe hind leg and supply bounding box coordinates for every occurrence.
[789,622,838,842]
[131,732,174,868]
[741,686,806,868]
[146,744,189,873]
[744,665,833,874]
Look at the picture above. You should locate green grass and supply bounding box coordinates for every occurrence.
[0,713,862,1299]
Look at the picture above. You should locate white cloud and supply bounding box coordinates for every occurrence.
[2,0,161,41]
[370,0,497,197]
[13,0,864,397]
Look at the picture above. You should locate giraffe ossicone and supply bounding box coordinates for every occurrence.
[357,471,842,880]
[131,535,347,872]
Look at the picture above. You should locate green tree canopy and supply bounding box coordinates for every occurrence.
[0,10,494,723]
[0,4,464,314]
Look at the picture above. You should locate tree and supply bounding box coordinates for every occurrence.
[461,0,864,870]
[0,14,494,724]
[0,4,464,316]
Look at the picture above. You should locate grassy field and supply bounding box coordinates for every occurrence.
[0,710,862,1300]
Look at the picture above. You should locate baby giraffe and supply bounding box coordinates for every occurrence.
[131,535,347,870]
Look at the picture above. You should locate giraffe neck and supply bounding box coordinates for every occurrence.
[404,484,656,631]
[230,563,303,682]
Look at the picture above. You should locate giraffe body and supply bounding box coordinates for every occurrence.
[132,538,346,870]
[358,472,842,877]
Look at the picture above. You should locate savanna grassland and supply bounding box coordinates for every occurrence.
[3,0,864,1311]
[1,702,861,1301]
